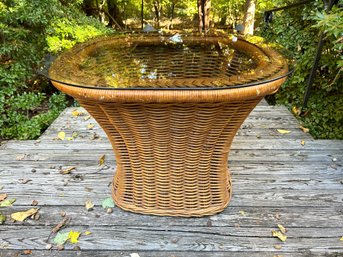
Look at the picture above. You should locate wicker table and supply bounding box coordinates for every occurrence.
[48,33,289,217]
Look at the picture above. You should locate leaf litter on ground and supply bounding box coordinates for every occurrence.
[57,131,66,140]
[85,200,94,211]
[0,199,16,208]
[0,213,6,224]
[0,193,7,201]
[11,208,39,222]
[102,197,115,208]
[53,230,81,245]
[277,129,291,134]
[272,224,288,242]
[99,154,106,166]
[60,166,76,175]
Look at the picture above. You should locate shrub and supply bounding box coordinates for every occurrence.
[258,0,342,139]
[0,0,110,140]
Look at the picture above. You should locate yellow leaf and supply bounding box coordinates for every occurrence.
[299,126,310,133]
[84,116,91,121]
[272,230,287,242]
[60,166,76,175]
[72,110,80,117]
[85,200,94,211]
[11,208,39,222]
[277,129,291,134]
[239,210,246,216]
[274,244,282,250]
[292,106,301,116]
[84,231,92,236]
[99,154,105,166]
[340,236,343,241]
[277,224,287,234]
[58,132,65,140]
[87,124,95,130]
[68,230,81,244]
[301,140,305,146]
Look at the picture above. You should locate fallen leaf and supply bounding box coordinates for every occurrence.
[99,154,106,166]
[58,132,66,140]
[301,140,305,146]
[68,230,81,244]
[292,106,301,116]
[272,230,287,242]
[84,231,92,236]
[16,154,28,160]
[340,236,343,241]
[277,224,287,234]
[45,244,53,250]
[0,185,3,190]
[84,115,91,121]
[274,244,282,250]
[130,254,141,257]
[53,231,69,245]
[277,129,291,134]
[102,197,115,208]
[18,179,32,184]
[60,166,76,175]
[239,210,246,216]
[0,199,16,208]
[85,200,94,211]
[72,110,81,117]
[0,243,10,249]
[0,193,7,201]
[0,213,6,224]
[22,249,32,255]
[299,126,310,133]
[31,200,38,206]
[50,217,71,236]
[11,208,39,222]
[87,124,95,130]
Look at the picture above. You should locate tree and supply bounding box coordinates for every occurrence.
[197,0,211,33]
[107,0,124,28]
[243,0,256,35]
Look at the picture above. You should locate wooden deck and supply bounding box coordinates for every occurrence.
[0,101,342,257]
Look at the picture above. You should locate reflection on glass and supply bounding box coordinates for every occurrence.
[49,34,277,89]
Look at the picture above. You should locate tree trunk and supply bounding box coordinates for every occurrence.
[169,2,175,29]
[243,0,256,35]
[197,0,211,33]
[107,0,124,28]
[83,0,99,17]
[153,0,161,28]
[141,0,144,29]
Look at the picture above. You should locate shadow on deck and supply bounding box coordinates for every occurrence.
[0,101,342,256]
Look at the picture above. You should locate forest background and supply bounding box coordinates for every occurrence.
[0,0,342,140]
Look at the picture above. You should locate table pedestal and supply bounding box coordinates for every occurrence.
[79,98,261,217]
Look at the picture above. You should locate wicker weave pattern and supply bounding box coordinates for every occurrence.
[79,99,260,216]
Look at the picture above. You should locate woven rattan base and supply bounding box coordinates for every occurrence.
[112,170,232,217]
[78,99,261,217]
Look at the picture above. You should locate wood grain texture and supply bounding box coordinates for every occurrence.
[0,102,342,256]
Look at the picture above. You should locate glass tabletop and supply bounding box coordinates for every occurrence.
[42,33,292,90]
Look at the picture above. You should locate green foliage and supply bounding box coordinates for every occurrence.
[0,0,110,140]
[258,0,343,139]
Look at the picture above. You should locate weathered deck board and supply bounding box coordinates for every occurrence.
[0,102,342,256]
